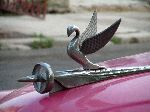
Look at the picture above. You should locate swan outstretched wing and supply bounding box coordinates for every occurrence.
[80,19,121,55]
[79,11,97,48]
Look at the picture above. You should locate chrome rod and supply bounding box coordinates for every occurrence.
[18,75,46,82]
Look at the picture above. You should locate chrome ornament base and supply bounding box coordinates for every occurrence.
[18,63,150,94]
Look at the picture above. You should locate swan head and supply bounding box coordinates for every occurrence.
[67,25,80,37]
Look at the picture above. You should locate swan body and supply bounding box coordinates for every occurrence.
[67,25,103,70]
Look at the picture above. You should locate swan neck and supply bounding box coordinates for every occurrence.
[75,28,80,37]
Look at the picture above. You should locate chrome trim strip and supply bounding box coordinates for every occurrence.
[55,66,150,88]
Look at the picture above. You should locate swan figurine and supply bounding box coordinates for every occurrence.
[67,11,121,70]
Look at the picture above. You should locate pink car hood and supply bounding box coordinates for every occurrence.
[0,52,150,112]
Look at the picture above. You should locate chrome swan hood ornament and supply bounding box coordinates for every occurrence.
[67,11,121,70]
[18,63,150,94]
[18,11,150,94]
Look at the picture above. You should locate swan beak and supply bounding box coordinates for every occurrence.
[67,30,71,37]
[67,28,73,37]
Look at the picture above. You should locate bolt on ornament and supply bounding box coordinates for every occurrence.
[18,11,150,94]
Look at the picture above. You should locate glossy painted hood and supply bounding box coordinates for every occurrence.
[0,52,150,112]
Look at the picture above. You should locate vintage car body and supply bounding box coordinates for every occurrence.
[0,52,150,112]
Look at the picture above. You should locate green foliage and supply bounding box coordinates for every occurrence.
[29,34,54,49]
[33,33,46,38]
[111,36,122,44]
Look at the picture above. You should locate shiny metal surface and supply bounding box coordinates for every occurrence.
[18,63,54,94]
[79,11,97,46]
[55,65,150,88]
[18,75,46,82]
[67,11,121,70]
[18,62,150,94]
[32,63,54,94]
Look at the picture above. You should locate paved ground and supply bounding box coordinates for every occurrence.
[0,42,150,90]
[0,12,150,49]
